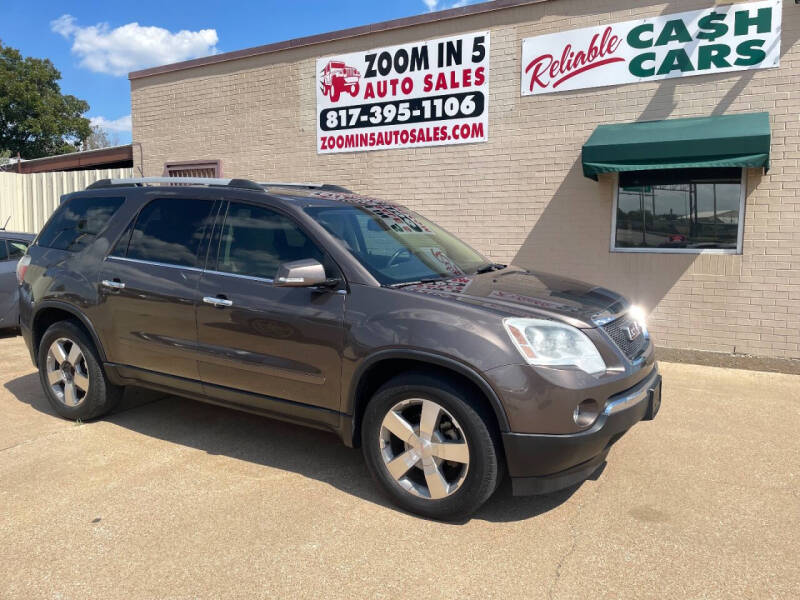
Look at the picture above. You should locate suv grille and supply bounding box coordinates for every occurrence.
[602,315,648,361]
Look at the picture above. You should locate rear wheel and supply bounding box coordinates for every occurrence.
[38,321,122,420]
[362,373,501,520]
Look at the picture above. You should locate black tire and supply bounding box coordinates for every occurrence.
[362,372,502,520]
[37,320,123,421]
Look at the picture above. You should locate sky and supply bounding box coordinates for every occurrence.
[1,0,479,146]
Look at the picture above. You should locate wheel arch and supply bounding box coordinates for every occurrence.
[345,350,510,448]
[32,302,107,365]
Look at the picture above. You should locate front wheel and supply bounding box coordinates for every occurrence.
[362,373,501,520]
[38,321,122,421]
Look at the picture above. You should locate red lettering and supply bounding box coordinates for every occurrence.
[525,54,554,92]
[448,70,460,89]
[525,26,624,92]
[423,74,433,92]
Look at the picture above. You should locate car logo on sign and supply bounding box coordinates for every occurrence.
[624,321,642,341]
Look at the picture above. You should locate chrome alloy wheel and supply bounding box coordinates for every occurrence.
[45,338,90,407]
[379,398,470,500]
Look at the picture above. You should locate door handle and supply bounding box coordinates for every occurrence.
[203,296,233,308]
[101,279,125,290]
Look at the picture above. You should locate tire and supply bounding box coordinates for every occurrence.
[330,83,341,102]
[362,372,501,520]
[349,83,360,97]
[37,320,122,421]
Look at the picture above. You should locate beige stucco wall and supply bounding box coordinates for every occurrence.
[130,0,800,359]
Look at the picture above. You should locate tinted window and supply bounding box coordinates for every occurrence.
[616,168,742,251]
[7,240,28,259]
[215,203,323,279]
[0,242,7,261]
[126,198,216,268]
[37,196,124,252]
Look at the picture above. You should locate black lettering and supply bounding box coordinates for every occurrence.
[394,49,409,74]
[445,40,462,67]
[377,52,392,76]
[471,36,486,63]
[410,46,429,71]
[365,53,377,78]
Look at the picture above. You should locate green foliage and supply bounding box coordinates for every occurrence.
[0,40,92,158]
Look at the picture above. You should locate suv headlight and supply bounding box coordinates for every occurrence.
[503,318,607,375]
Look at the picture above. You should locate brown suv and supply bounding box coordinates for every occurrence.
[18,177,661,520]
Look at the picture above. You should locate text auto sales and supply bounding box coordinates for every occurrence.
[317,33,489,153]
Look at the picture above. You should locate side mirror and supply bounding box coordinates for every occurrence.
[274,259,328,287]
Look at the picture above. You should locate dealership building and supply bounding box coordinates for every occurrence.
[128,0,799,361]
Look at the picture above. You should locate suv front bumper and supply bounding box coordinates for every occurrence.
[503,367,661,496]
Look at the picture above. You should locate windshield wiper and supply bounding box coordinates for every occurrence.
[474,263,506,274]
[387,277,448,289]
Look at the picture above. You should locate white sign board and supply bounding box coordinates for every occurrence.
[521,0,781,95]
[316,32,489,153]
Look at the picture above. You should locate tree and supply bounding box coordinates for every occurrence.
[0,41,92,158]
[82,125,120,150]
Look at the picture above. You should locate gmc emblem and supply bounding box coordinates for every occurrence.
[624,321,642,341]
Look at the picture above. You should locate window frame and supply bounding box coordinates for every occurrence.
[610,168,747,255]
[115,196,220,270]
[36,195,126,253]
[205,199,336,284]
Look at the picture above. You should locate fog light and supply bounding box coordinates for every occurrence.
[573,399,600,428]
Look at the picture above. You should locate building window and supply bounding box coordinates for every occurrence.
[164,160,221,178]
[612,168,745,254]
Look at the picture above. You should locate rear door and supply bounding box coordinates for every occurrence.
[98,195,219,383]
[195,200,345,413]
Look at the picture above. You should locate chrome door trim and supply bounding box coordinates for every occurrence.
[105,255,204,272]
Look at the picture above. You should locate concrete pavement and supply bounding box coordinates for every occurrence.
[0,333,798,599]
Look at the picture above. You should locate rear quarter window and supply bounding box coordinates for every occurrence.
[37,196,124,252]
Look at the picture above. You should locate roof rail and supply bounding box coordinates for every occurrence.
[259,182,352,193]
[86,177,264,191]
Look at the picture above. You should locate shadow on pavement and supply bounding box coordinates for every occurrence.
[5,372,580,523]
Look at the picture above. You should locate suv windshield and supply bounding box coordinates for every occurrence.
[305,200,490,285]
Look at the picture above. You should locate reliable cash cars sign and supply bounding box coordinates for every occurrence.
[521,0,781,96]
[317,32,489,154]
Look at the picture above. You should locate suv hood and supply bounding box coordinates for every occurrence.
[398,267,628,328]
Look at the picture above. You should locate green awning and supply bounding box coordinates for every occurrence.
[582,112,770,181]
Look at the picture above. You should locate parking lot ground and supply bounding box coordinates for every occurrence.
[0,332,798,599]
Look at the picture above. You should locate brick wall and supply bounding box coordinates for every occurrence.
[130,0,800,359]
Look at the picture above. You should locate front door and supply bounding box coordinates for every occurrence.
[196,201,345,413]
[97,196,218,382]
